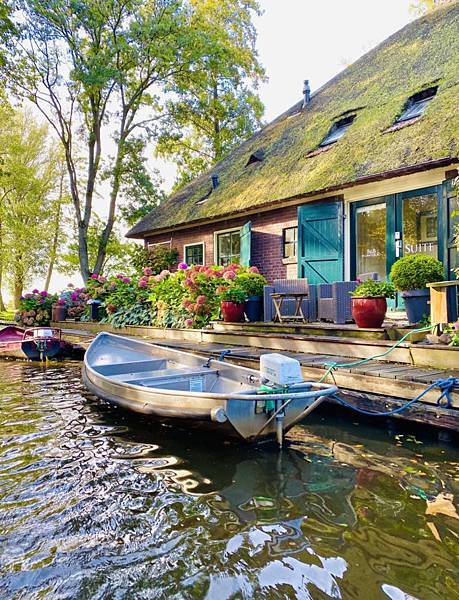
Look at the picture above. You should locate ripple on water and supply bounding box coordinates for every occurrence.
[0,360,458,599]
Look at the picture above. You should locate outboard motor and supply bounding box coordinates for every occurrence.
[259,354,304,448]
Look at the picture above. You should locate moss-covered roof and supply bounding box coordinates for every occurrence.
[127,2,459,238]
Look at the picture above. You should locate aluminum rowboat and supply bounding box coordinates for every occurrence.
[82,332,337,443]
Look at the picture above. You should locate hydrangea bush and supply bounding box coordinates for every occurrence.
[15,290,57,326]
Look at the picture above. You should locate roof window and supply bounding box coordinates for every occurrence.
[395,86,437,123]
[246,149,265,166]
[320,114,355,147]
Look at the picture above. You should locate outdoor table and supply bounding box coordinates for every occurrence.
[270,292,308,323]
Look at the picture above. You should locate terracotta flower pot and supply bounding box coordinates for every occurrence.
[351,297,387,328]
[221,301,246,323]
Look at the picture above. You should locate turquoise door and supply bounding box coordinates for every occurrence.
[239,221,252,266]
[297,200,344,283]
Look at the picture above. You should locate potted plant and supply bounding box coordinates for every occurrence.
[235,270,267,322]
[218,286,247,323]
[350,280,395,328]
[390,255,444,324]
[52,298,67,322]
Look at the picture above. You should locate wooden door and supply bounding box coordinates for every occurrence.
[297,200,344,283]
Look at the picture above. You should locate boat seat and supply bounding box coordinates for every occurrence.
[127,367,218,389]
[94,359,166,376]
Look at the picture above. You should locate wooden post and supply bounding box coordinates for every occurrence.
[426,281,459,328]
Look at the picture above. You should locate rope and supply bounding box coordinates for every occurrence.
[318,324,433,383]
[331,377,459,417]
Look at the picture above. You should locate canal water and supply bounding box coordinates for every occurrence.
[0,361,458,599]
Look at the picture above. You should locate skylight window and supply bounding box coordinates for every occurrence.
[320,114,355,147]
[396,86,437,123]
[246,149,265,166]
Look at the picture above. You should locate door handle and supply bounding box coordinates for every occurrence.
[395,239,402,258]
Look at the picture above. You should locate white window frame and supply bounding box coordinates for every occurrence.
[183,241,205,266]
[213,227,242,265]
[147,240,172,251]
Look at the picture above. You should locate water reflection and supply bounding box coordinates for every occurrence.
[0,361,458,599]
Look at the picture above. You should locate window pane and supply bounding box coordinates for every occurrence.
[185,244,203,265]
[403,193,438,258]
[356,203,387,279]
[218,233,231,257]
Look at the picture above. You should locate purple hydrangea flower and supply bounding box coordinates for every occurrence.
[178,262,188,270]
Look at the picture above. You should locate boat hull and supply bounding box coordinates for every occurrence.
[83,333,337,442]
[0,325,65,361]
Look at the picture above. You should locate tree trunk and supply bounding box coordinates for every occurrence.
[44,174,64,291]
[93,136,125,275]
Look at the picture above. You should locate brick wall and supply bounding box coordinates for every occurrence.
[144,205,298,282]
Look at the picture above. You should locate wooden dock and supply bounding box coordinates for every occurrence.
[60,325,459,433]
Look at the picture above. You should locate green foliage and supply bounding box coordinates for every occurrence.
[390,255,445,291]
[0,310,15,322]
[446,322,459,346]
[351,280,395,298]
[410,0,454,16]
[58,216,137,279]
[156,0,265,188]
[234,271,267,297]
[218,285,247,303]
[131,245,178,276]
[106,302,152,328]
[0,105,64,307]
[15,290,57,326]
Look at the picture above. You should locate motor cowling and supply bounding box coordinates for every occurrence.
[260,353,303,387]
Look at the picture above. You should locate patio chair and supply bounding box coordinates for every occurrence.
[317,272,378,324]
[263,278,317,322]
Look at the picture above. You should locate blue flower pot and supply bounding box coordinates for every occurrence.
[244,296,263,322]
[401,289,430,324]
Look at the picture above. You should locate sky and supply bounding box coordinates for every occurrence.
[33,0,415,293]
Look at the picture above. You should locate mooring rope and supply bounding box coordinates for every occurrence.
[331,377,459,417]
[318,324,434,383]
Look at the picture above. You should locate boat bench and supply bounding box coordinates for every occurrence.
[128,367,218,392]
[94,359,167,376]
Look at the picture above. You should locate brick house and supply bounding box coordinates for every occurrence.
[127,4,459,286]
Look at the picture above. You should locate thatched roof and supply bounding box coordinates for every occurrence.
[127,2,459,239]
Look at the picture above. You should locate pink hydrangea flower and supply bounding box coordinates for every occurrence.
[98,276,106,283]
[160,270,170,277]
[58,298,66,306]
[454,321,459,331]
[40,291,48,297]
[138,280,147,288]
[223,270,236,281]
[248,266,259,274]
[185,318,193,327]
[178,262,188,270]
[90,274,98,280]
[32,289,39,294]
[143,267,152,276]
[122,277,131,284]
[196,294,207,306]
[116,274,123,279]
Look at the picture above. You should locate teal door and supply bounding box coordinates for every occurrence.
[297,200,344,283]
[239,221,252,266]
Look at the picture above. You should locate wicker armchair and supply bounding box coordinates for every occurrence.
[317,273,378,324]
[263,278,317,322]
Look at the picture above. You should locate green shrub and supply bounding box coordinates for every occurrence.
[218,285,247,304]
[390,255,444,291]
[351,280,395,298]
[235,271,267,297]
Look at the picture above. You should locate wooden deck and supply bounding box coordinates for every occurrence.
[61,326,459,433]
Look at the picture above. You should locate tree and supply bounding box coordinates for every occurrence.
[156,0,265,188]
[57,214,137,279]
[5,0,207,281]
[410,0,455,15]
[0,108,62,307]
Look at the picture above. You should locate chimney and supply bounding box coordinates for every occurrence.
[211,174,219,190]
[302,79,311,108]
